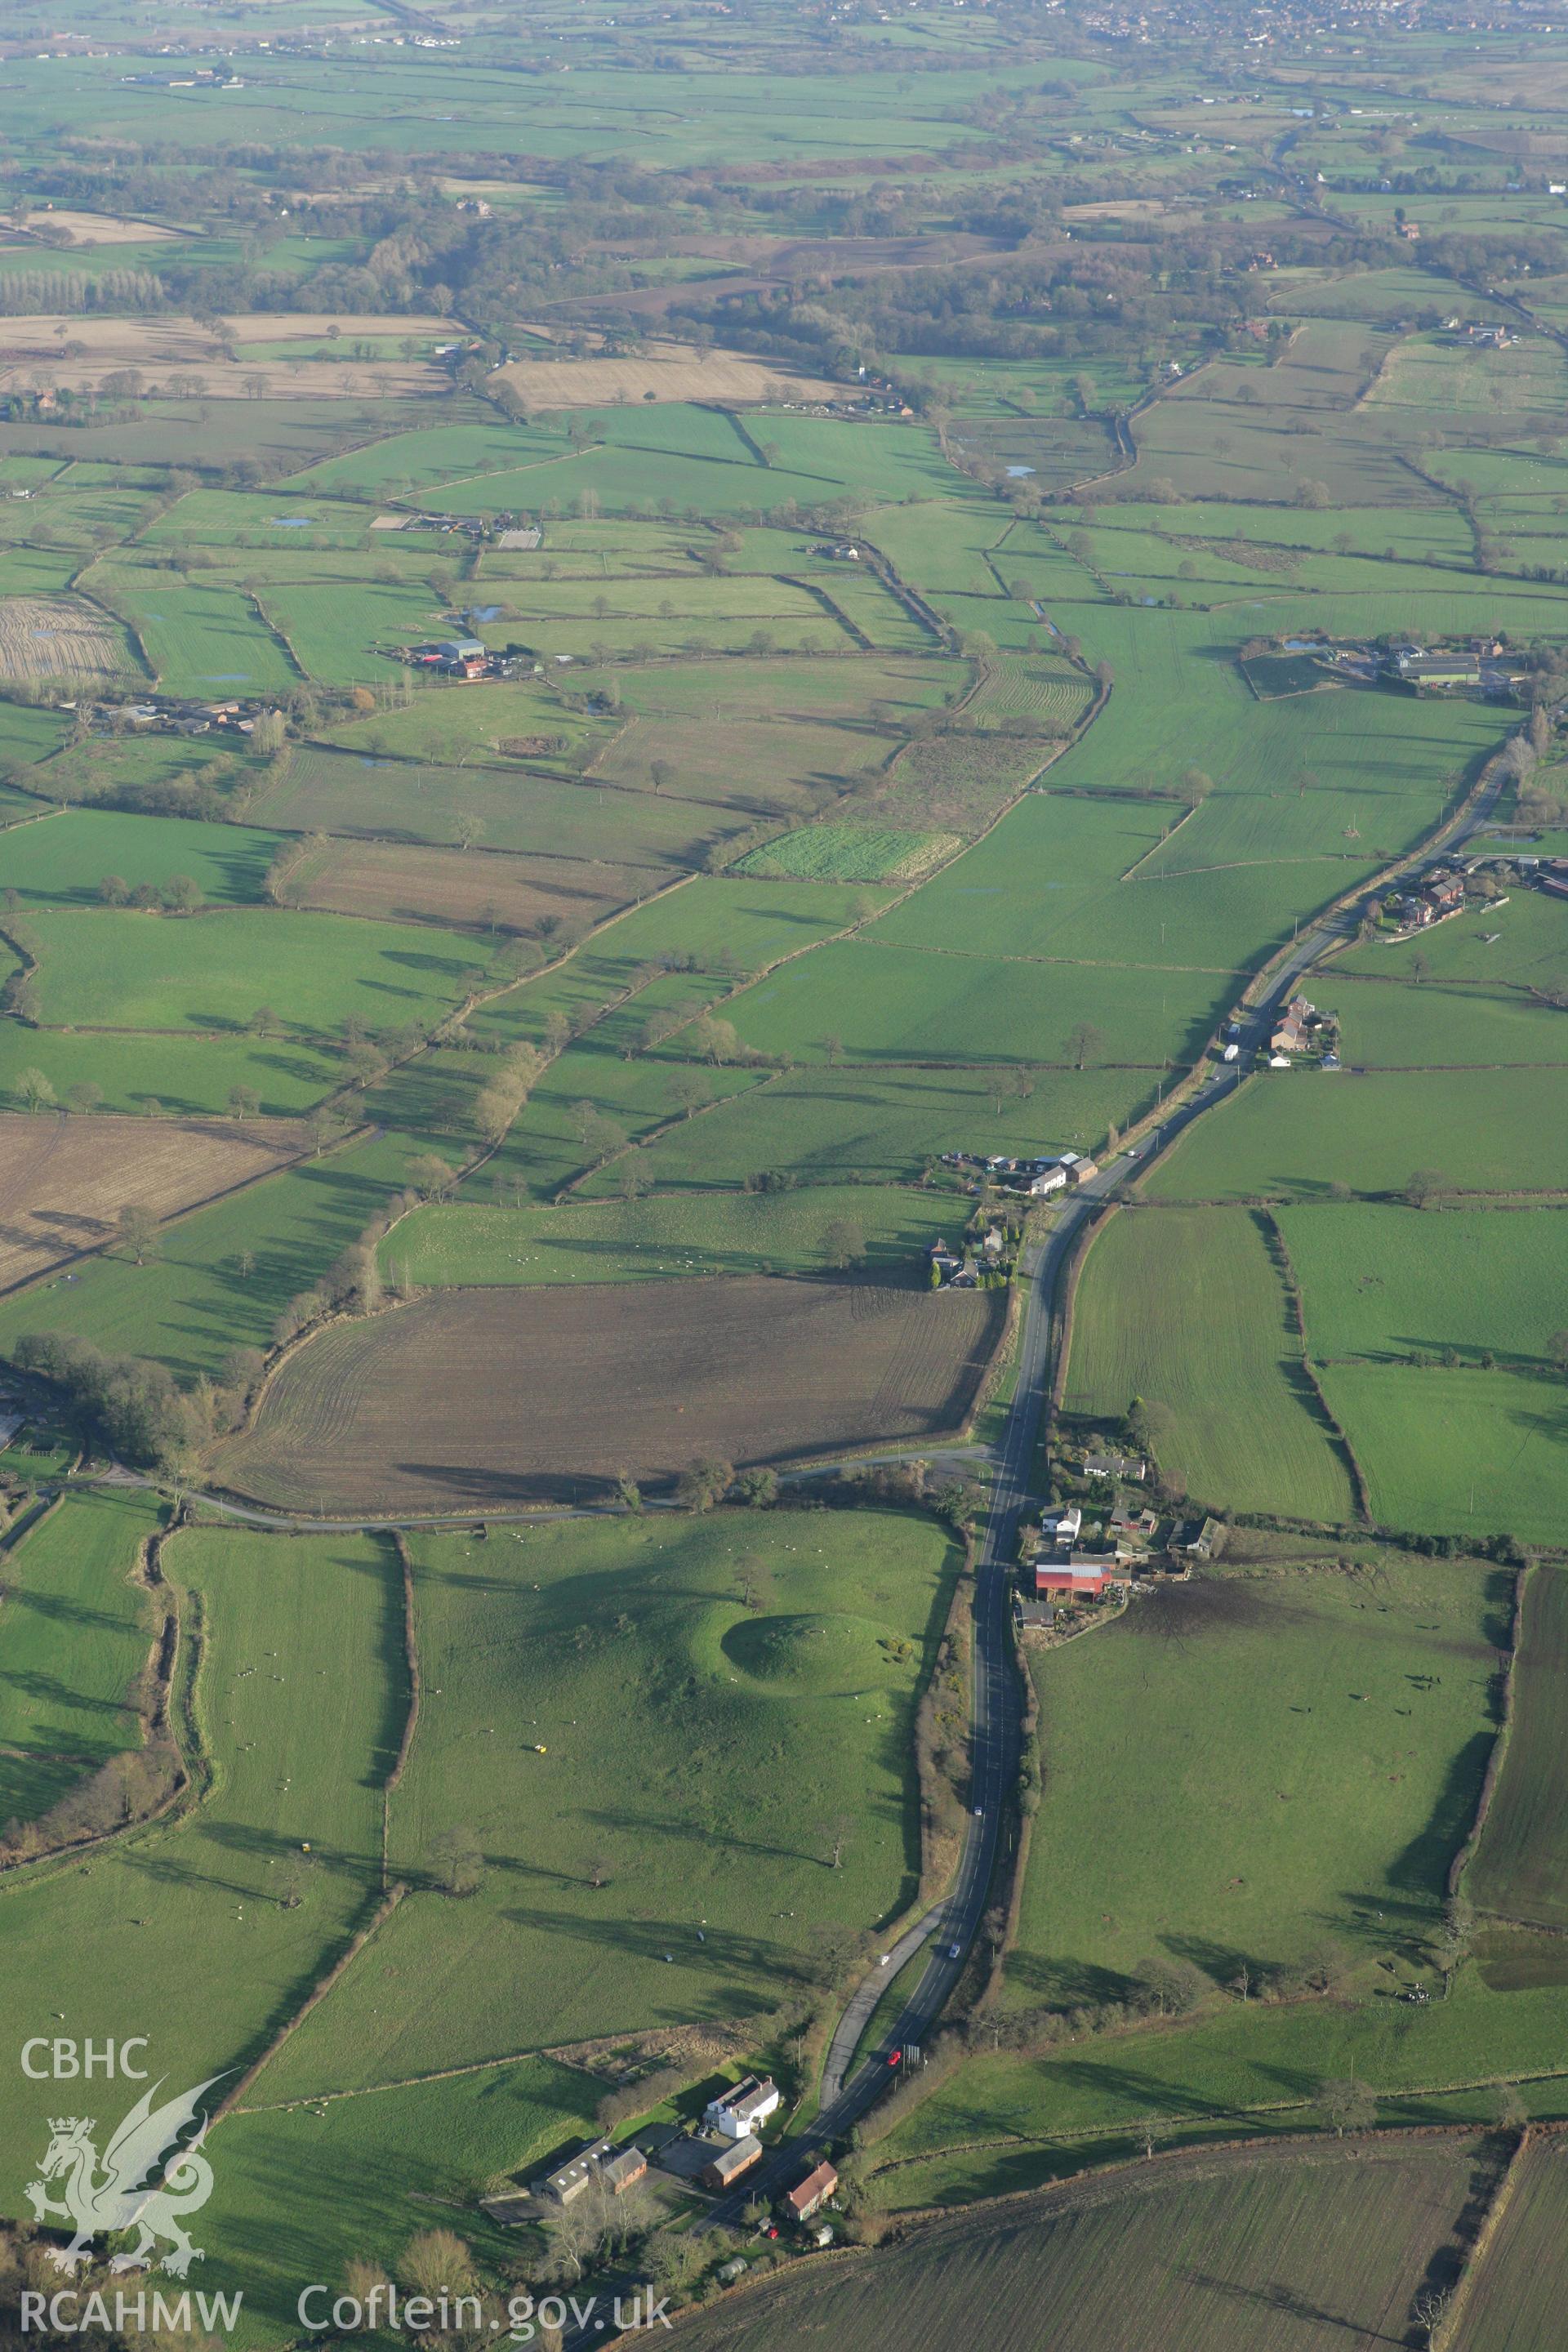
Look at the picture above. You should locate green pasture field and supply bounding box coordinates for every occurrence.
[1334,890,1568,992]
[1278,1214,1568,1543]
[253,1508,960,2096]
[1367,335,1568,416]
[466,1022,765,1202]
[27,905,488,1037]
[866,498,1013,599]
[1145,1068,1568,1201]
[312,681,613,770]
[724,938,1230,1072]
[0,699,69,768]
[1062,1205,1356,1520]
[0,1490,161,1824]
[690,2137,1488,2352]
[1165,499,1474,564]
[1281,1204,1568,1373]
[0,548,91,602]
[869,1978,1568,2211]
[251,749,715,866]
[1276,262,1479,321]
[733,824,957,881]
[137,489,376,550]
[1325,976,1568,1067]
[205,2057,599,2345]
[381,1183,956,1288]
[0,1525,407,2234]
[88,568,298,695]
[287,417,573,496]
[252,575,446,684]
[0,807,281,906]
[0,1022,341,1120]
[1313,1359,1567,1546]
[1007,1552,1499,2011]
[585,653,961,816]
[604,1062,1144,1195]
[481,871,887,1009]
[498,609,850,662]
[0,1129,421,1381]
[867,789,1176,960]
[1468,1568,1568,1931]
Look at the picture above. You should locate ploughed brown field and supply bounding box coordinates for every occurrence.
[294,838,661,934]
[672,2133,1491,2352]
[214,1275,1002,1511]
[0,1111,304,1290]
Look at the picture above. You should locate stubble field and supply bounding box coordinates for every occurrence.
[0,1109,304,1290]
[213,1273,1004,1511]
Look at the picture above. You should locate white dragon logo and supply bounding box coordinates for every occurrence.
[24,2075,229,2277]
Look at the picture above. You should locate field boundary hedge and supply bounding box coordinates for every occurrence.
[383,1530,422,1892]
[1454,1562,1527,1906]
[1432,2124,1534,2351]
[1260,1209,1373,1525]
[216,1880,408,2124]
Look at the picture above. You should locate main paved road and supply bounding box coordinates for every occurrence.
[700,772,1510,2226]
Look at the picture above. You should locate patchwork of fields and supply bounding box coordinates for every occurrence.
[5,10,1568,2328]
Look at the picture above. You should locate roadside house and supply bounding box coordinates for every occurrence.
[785,2161,838,2222]
[705,2075,780,2140]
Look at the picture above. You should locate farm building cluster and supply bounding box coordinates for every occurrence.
[80,691,285,741]
[1016,1446,1218,1633]
[397,635,524,682]
[937,1148,1100,1200]
[512,2078,838,2247]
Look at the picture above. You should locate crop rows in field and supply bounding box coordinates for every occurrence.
[732,822,956,881]
[1468,1568,1568,1931]
[969,656,1094,726]
[675,2136,1488,2352]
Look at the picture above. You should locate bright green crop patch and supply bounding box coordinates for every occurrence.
[382,1183,955,1287]
[28,906,486,1036]
[732,824,958,881]
[254,1508,960,2096]
[0,1490,161,1824]
[0,1023,341,1120]
[1063,1205,1356,1521]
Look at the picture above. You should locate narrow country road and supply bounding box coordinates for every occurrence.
[697,773,1508,2231]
